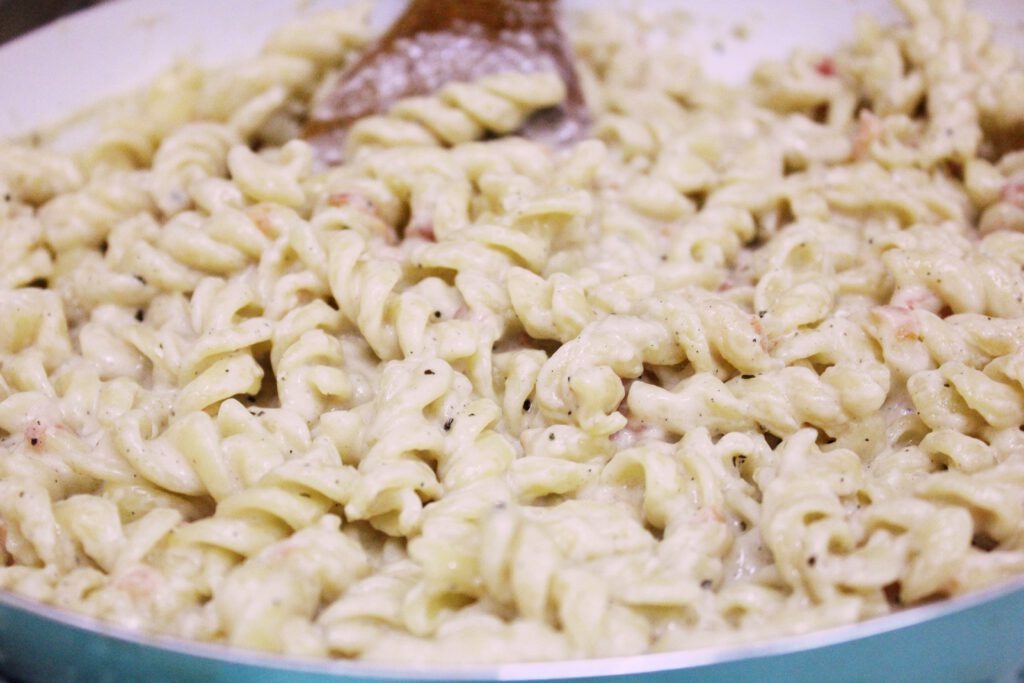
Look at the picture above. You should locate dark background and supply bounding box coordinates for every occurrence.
[0,0,107,44]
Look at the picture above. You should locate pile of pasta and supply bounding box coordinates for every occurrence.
[1,0,1023,664]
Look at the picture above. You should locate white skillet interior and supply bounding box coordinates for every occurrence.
[0,0,1022,139]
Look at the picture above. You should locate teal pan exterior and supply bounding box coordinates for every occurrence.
[1,579,1023,683]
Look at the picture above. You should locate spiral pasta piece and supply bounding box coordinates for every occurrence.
[346,73,567,158]
[2,0,1024,667]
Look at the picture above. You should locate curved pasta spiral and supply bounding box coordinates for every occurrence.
[474,501,656,657]
[4,0,1024,666]
[346,72,567,158]
[0,206,52,289]
[627,316,890,440]
[151,429,361,636]
[0,491,187,626]
[208,513,369,653]
[880,229,1024,318]
[339,358,451,536]
[40,170,154,252]
[0,144,84,205]
[533,314,680,436]
[149,122,241,215]
[907,354,1024,435]
[867,306,1024,379]
[77,7,370,175]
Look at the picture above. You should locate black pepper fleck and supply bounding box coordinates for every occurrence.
[971,532,998,552]
[443,418,453,431]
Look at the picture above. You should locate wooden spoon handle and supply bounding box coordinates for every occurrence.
[305,0,587,150]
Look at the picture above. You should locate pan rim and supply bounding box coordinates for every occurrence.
[3,576,1024,680]
[3,0,1024,680]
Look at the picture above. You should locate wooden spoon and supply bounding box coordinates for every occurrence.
[303,0,588,163]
